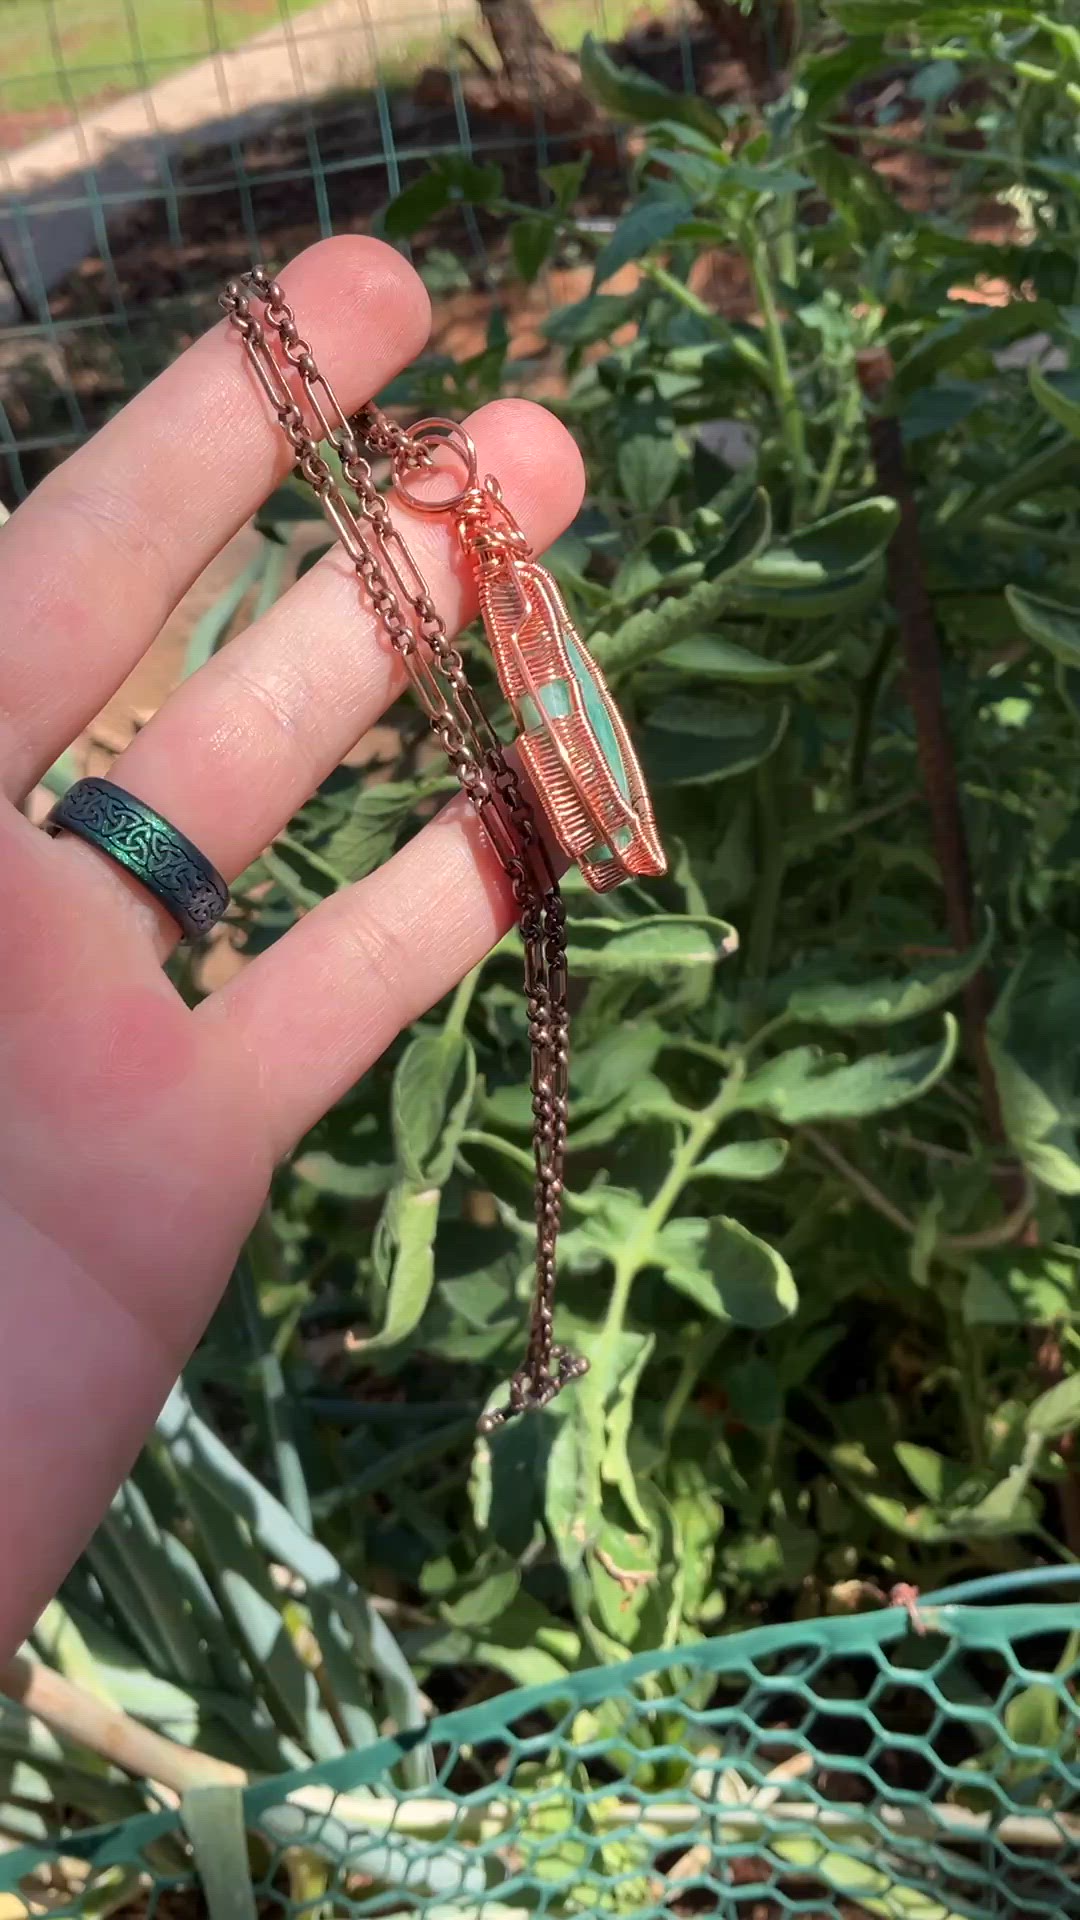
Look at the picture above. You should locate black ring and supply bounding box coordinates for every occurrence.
[46,777,230,942]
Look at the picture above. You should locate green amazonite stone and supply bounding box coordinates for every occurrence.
[521,678,573,732]
[566,634,632,806]
[520,640,635,865]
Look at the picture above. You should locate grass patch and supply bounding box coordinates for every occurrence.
[0,0,326,111]
[0,0,662,119]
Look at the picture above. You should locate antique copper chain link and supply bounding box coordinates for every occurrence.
[221,267,585,1429]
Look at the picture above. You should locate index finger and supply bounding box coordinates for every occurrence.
[0,236,431,800]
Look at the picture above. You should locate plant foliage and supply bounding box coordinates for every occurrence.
[12,0,1080,1852]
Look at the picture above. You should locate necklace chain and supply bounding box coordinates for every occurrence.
[221,267,584,1429]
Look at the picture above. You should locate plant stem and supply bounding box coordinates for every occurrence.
[662,1326,723,1444]
[983,514,1078,556]
[849,629,897,798]
[601,1067,747,1356]
[804,1129,916,1238]
[1,1654,245,1792]
[804,1130,1034,1253]
[818,118,1036,175]
[747,237,808,522]
[745,761,785,988]
[772,192,798,293]
[638,257,716,322]
[858,360,1007,1153]
[444,960,484,1040]
[811,382,862,520]
[274,832,349,892]
[639,260,773,383]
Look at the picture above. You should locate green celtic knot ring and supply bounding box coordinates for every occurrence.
[46,777,230,942]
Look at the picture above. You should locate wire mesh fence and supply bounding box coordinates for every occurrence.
[0,0,708,502]
[1,1587,1078,1918]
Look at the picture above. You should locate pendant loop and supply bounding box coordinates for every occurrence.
[392,418,479,514]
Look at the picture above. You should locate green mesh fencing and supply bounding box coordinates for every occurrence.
[2,1588,1078,1918]
[0,0,677,502]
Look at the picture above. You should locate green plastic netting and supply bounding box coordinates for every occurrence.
[2,1589,1077,1918]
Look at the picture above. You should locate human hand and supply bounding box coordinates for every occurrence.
[0,236,584,1655]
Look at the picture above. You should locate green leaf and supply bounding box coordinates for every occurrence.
[544,289,641,347]
[659,1217,797,1328]
[384,170,451,240]
[407,1592,575,1689]
[545,1400,603,1571]
[802,37,889,119]
[385,157,502,239]
[618,404,682,512]
[1004,1681,1063,1750]
[901,381,986,444]
[892,300,1057,398]
[894,1442,959,1504]
[566,914,736,976]
[292,1151,394,1199]
[962,1470,1039,1537]
[96,1481,214,1687]
[732,566,885,622]
[438,154,504,204]
[726,161,811,196]
[392,1030,476,1186]
[746,497,899,586]
[787,916,993,1028]
[663,636,836,685]
[182,1785,258,1920]
[739,1018,959,1123]
[440,1566,520,1630]
[602,1331,655,1530]
[591,489,772,680]
[166,1472,332,1758]
[1006,584,1080,668]
[1026,1372,1080,1438]
[255,477,328,531]
[988,941,1080,1193]
[1029,361,1080,440]
[692,1138,789,1181]
[827,0,1004,30]
[158,1386,430,1783]
[644,697,788,786]
[723,498,898,620]
[804,136,899,247]
[511,215,555,284]
[365,1184,441,1354]
[183,551,267,677]
[592,192,693,288]
[573,1020,666,1105]
[963,1250,1080,1328]
[317,776,451,883]
[542,156,589,209]
[579,34,727,139]
[33,1600,118,1705]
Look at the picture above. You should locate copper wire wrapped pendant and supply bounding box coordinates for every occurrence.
[394,420,666,893]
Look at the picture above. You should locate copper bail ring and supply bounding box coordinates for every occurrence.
[392,417,479,514]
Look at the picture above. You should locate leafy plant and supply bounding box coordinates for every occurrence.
[319,0,1080,1657]
[11,0,1080,1855]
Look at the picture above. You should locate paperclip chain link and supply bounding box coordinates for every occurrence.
[221,268,585,1428]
